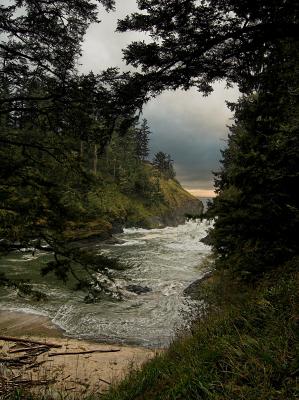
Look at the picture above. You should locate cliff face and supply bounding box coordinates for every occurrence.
[153,198,204,227]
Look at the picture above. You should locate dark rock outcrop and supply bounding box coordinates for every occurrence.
[200,233,213,246]
[111,221,124,234]
[184,271,213,300]
[104,236,126,245]
[146,198,204,228]
[125,285,152,295]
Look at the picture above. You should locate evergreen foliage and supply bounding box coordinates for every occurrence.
[208,41,299,277]
[80,121,161,202]
[1,0,298,288]
[153,151,176,179]
[135,118,151,161]
[0,1,144,296]
[119,0,299,278]
[118,0,298,95]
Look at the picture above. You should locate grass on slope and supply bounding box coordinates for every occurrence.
[99,259,299,400]
[66,174,201,240]
[158,177,196,208]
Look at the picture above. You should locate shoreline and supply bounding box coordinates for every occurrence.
[0,310,159,397]
[0,309,64,338]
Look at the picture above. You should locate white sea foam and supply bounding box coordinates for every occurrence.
[0,305,49,317]
[1,220,212,347]
[115,239,147,246]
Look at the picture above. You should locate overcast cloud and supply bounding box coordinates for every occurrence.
[80,0,239,196]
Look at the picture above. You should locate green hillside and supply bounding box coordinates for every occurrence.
[65,163,203,241]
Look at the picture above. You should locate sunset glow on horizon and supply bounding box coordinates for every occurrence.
[186,189,216,198]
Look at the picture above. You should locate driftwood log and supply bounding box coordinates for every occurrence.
[48,349,120,357]
[0,335,62,348]
[0,335,121,396]
[9,345,49,354]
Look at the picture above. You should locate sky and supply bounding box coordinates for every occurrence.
[80,0,239,197]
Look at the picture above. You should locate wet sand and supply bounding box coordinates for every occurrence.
[0,310,159,398]
[0,310,63,338]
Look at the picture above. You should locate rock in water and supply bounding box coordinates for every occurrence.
[125,285,152,295]
[200,233,212,246]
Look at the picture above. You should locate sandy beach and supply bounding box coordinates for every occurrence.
[0,310,159,398]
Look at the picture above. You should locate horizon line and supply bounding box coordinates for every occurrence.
[185,188,216,198]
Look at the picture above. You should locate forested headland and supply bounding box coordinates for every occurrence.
[0,0,298,399]
[45,121,203,242]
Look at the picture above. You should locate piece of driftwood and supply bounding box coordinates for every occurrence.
[48,349,120,357]
[0,335,62,348]
[9,345,49,354]
[0,354,35,363]
[99,377,111,385]
[10,343,31,349]
[30,348,49,356]
[10,378,56,386]
[27,360,48,370]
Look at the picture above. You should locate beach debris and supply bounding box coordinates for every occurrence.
[8,345,49,354]
[0,335,62,348]
[48,348,120,357]
[0,336,60,396]
[99,377,111,385]
[0,335,139,398]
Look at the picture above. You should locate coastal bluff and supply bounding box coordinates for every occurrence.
[66,171,204,241]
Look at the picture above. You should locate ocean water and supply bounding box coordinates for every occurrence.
[0,220,212,347]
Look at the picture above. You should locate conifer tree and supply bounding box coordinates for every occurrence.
[119,0,299,277]
[135,118,151,161]
[0,0,143,297]
[153,152,176,179]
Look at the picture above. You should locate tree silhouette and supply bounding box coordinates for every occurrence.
[135,119,151,161]
[153,151,176,179]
